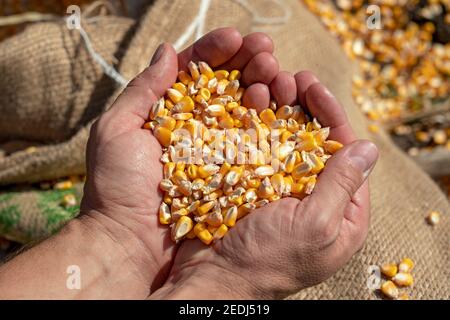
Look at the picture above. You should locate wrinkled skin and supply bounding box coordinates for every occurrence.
[81,28,378,299]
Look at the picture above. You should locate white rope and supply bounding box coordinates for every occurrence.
[173,0,290,51]
[76,23,128,87]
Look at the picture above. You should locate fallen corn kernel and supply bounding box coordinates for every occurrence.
[426,211,440,226]
[54,181,73,190]
[392,272,414,287]
[380,263,398,278]
[62,194,76,208]
[380,280,399,299]
[398,258,414,273]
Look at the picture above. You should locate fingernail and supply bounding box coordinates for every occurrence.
[347,140,379,179]
[150,43,165,66]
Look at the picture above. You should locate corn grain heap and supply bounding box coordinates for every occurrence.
[144,61,343,245]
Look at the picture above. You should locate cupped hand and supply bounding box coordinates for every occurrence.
[80,28,279,294]
[149,65,379,299]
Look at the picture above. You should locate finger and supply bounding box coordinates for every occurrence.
[294,70,319,107]
[220,32,274,71]
[269,71,297,106]
[107,43,178,121]
[305,82,356,144]
[241,52,279,86]
[178,27,242,69]
[306,140,378,235]
[242,83,270,113]
[97,43,178,141]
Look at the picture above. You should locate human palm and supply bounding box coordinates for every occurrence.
[81,28,378,298]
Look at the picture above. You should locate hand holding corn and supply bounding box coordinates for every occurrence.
[80,28,379,299]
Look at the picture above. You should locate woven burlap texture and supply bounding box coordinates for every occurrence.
[0,16,135,185]
[0,0,448,299]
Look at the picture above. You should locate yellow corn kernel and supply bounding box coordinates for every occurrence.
[380,263,398,278]
[426,211,440,226]
[224,166,244,186]
[173,113,193,121]
[213,224,228,241]
[291,162,312,180]
[197,229,213,245]
[198,164,220,178]
[167,88,184,104]
[281,131,293,143]
[165,99,174,110]
[284,152,297,173]
[171,208,189,222]
[54,180,73,190]
[206,210,223,227]
[229,70,241,81]
[270,173,285,195]
[247,178,261,189]
[237,203,256,219]
[218,115,234,129]
[276,105,293,120]
[187,165,199,180]
[323,140,343,154]
[195,74,209,89]
[159,203,171,225]
[297,132,318,151]
[309,154,325,174]
[219,162,232,176]
[173,96,194,113]
[163,162,176,179]
[175,120,185,129]
[223,206,238,227]
[154,127,172,147]
[268,194,281,202]
[143,121,153,130]
[226,101,239,112]
[225,80,239,97]
[392,273,414,287]
[172,82,187,95]
[254,165,275,178]
[62,194,76,207]
[287,119,300,133]
[176,162,186,172]
[171,170,188,185]
[214,70,229,80]
[257,177,275,199]
[171,216,193,241]
[380,281,399,299]
[156,116,176,131]
[196,87,211,102]
[178,180,192,196]
[197,201,216,215]
[163,194,173,205]
[188,61,200,80]
[199,61,215,79]
[291,183,304,194]
[178,70,192,85]
[207,225,218,234]
[206,104,226,117]
[260,109,277,127]
[398,258,414,273]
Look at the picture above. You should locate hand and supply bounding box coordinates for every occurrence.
[80,28,280,294]
[149,72,379,299]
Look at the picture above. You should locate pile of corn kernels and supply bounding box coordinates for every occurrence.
[380,258,415,300]
[144,61,343,245]
[303,0,450,121]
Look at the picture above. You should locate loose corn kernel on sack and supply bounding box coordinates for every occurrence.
[146,61,342,245]
[0,0,448,300]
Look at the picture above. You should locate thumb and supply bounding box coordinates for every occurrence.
[309,140,378,215]
[107,42,178,121]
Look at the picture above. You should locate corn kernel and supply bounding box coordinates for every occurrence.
[381,263,398,278]
[171,216,193,241]
[392,272,414,287]
[398,258,414,273]
[381,281,399,299]
[229,70,241,81]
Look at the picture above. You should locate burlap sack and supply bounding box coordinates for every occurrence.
[0,0,448,299]
[0,16,135,185]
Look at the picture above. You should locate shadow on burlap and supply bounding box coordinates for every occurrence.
[0,0,448,299]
